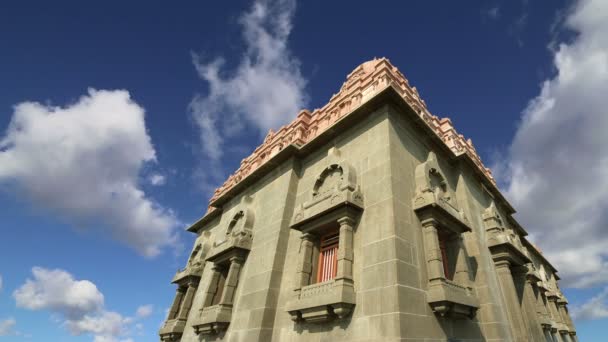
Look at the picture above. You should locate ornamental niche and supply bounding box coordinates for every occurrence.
[192,196,254,335]
[287,147,363,324]
[412,152,479,319]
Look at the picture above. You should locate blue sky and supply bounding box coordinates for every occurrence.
[1,0,607,341]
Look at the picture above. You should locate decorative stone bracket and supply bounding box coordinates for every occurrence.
[483,202,530,266]
[287,148,362,323]
[412,152,479,319]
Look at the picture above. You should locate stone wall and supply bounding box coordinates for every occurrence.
[160,75,576,342]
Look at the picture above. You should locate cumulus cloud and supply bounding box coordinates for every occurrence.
[135,304,153,318]
[571,287,608,320]
[14,267,146,342]
[14,267,104,319]
[0,318,16,336]
[190,0,307,193]
[0,88,178,256]
[500,0,608,288]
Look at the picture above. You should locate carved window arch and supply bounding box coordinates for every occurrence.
[287,147,363,324]
[412,152,478,319]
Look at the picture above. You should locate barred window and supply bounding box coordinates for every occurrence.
[316,231,339,283]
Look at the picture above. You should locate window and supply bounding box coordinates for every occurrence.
[209,267,228,306]
[317,231,339,283]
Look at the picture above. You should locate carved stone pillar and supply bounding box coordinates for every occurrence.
[453,236,470,287]
[203,265,222,307]
[220,256,244,305]
[336,217,355,281]
[295,233,314,290]
[177,283,196,320]
[495,260,528,342]
[515,266,545,341]
[167,287,185,320]
[547,296,563,326]
[422,221,444,282]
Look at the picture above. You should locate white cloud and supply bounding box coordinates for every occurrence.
[571,287,608,320]
[483,6,501,20]
[0,274,3,292]
[14,267,104,319]
[65,311,132,341]
[14,267,146,342]
[501,0,608,288]
[148,173,166,186]
[0,318,16,336]
[190,0,307,169]
[135,304,153,318]
[0,88,178,257]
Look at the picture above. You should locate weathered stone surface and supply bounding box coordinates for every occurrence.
[159,58,574,341]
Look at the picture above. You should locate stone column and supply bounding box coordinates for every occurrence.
[177,282,197,320]
[203,265,222,307]
[167,287,185,320]
[422,221,444,282]
[453,236,470,286]
[558,302,575,332]
[336,217,355,281]
[220,256,244,305]
[495,260,528,342]
[547,296,563,325]
[516,266,545,341]
[295,233,314,291]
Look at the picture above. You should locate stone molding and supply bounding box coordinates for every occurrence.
[207,58,495,209]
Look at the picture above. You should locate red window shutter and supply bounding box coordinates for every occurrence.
[317,232,339,283]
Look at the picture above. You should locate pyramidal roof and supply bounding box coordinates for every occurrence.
[207,57,495,207]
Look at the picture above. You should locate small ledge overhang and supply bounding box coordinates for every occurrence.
[291,188,363,230]
[186,207,222,233]
[412,192,472,234]
[159,318,186,342]
[205,232,252,263]
[171,264,203,285]
[427,278,480,319]
[488,238,531,267]
[286,279,356,323]
[192,304,232,335]
[539,315,553,330]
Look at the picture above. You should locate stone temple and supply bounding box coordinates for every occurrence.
[159,58,577,342]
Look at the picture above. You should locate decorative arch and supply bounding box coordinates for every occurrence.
[414,151,457,209]
[293,147,362,225]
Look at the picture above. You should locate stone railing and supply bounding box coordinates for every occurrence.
[299,280,335,299]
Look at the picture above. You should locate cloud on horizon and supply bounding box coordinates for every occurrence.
[14,267,146,342]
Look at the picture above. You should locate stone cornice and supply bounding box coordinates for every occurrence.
[205,58,499,210]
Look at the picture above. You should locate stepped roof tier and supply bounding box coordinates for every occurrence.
[205,58,498,214]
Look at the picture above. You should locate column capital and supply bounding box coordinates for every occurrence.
[494,259,511,269]
[337,216,356,227]
[229,255,245,265]
[300,232,316,241]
